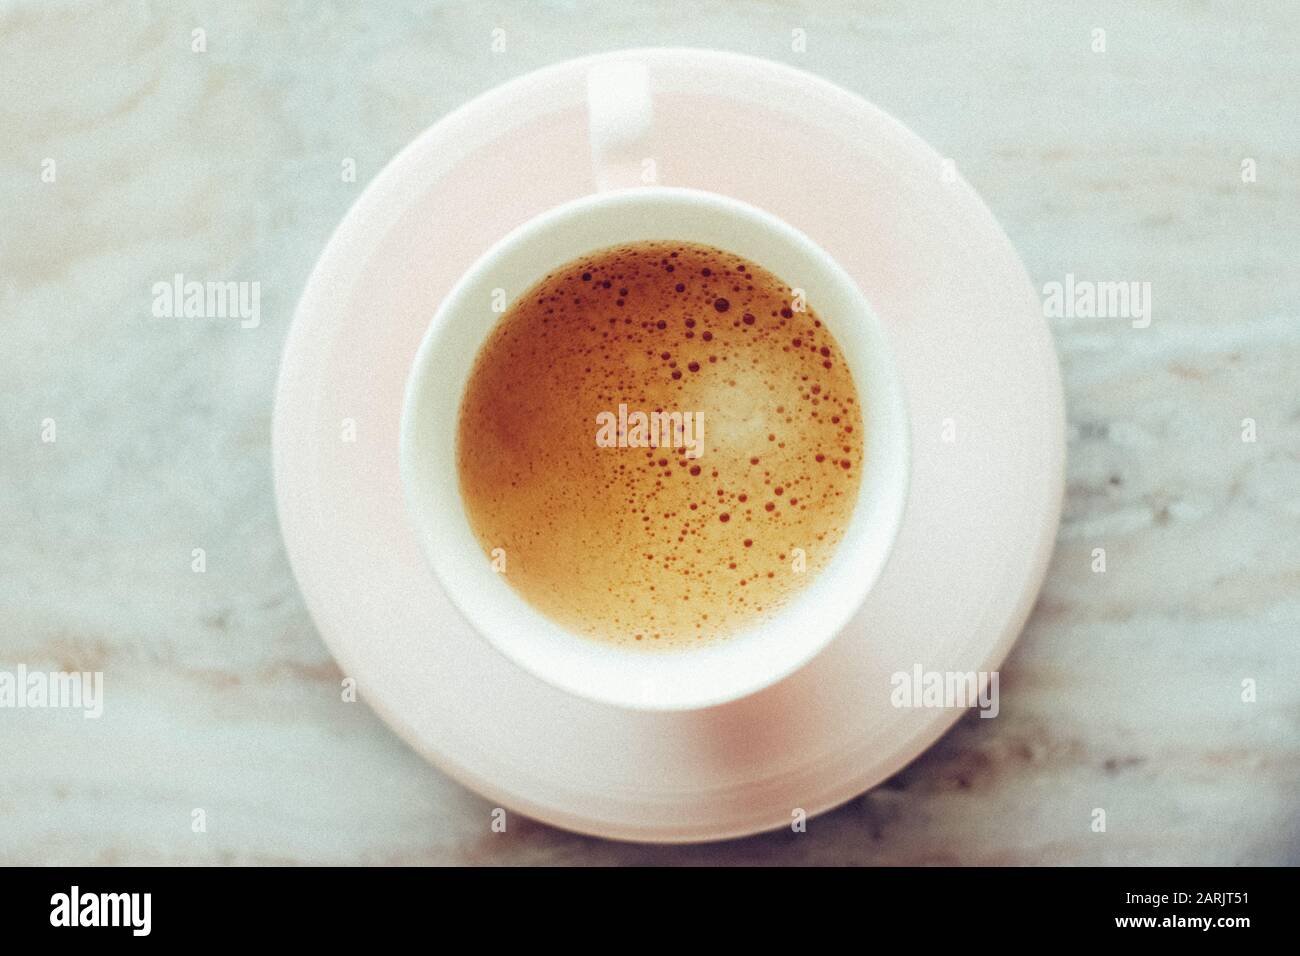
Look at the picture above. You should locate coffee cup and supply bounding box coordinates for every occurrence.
[401,184,909,711]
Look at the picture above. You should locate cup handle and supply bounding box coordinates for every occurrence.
[586,59,654,193]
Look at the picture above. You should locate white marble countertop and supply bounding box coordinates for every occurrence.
[1,0,1296,864]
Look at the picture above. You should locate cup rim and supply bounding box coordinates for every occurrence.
[400,186,910,711]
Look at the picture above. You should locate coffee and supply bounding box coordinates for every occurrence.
[456,240,863,648]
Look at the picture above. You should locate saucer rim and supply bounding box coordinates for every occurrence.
[272,47,1065,844]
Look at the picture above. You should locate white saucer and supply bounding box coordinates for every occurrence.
[272,49,1064,843]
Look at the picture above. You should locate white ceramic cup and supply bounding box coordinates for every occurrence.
[401,185,910,711]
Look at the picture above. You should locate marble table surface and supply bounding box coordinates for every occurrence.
[1,0,1296,865]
